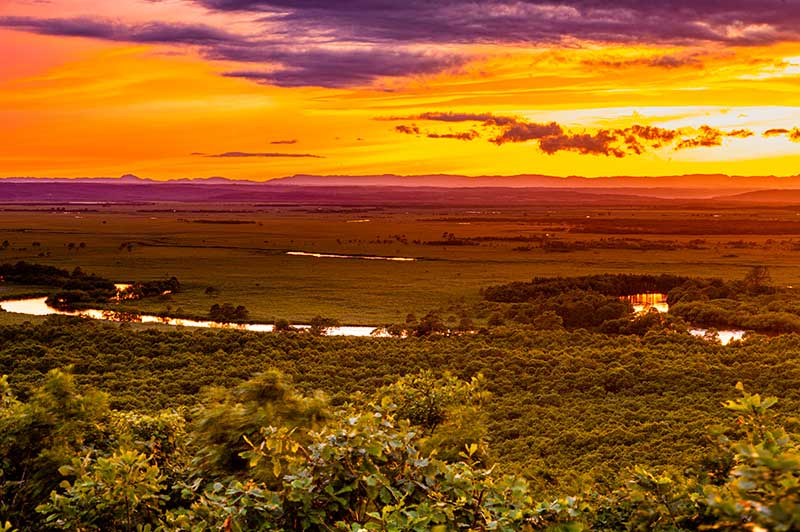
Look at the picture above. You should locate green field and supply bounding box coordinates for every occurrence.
[2,204,800,324]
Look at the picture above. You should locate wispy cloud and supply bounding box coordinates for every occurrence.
[582,53,706,70]
[193,151,323,158]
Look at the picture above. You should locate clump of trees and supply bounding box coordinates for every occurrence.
[0,262,114,293]
[308,315,340,336]
[0,261,182,311]
[481,270,800,335]
[118,277,181,300]
[483,273,693,303]
[209,303,250,322]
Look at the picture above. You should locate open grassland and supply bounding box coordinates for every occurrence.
[2,203,800,324]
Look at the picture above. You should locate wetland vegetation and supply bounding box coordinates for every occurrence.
[3,202,800,530]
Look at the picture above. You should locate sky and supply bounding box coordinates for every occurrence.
[2,0,800,180]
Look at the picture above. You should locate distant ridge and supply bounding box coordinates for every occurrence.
[268,173,800,191]
[3,174,800,203]
[5,172,800,192]
[712,189,800,203]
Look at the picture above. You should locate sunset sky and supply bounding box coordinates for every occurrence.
[2,0,800,180]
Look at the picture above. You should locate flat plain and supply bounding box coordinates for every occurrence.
[2,201,800,325]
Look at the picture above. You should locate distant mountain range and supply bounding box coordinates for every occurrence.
[269,173,800,192]
[6,172,800,190]
[3,173,800,204]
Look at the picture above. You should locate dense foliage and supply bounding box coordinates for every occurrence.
[483,274,694,302]
[3,318,800,494]
[208,303,250,322]
[0,261,181,311]
[3,367,800,531]
[482,271,800,334]
[0,261,115,293]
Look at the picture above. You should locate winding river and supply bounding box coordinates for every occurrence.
[0,290,747,344]
[0,297,388,337]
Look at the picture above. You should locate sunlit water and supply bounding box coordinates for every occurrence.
[624,293,670,313]
[0,290,747,343]
[286,251,415,261]
[624,293,745,345]
[0,297,388,337]
[688,328,747,345]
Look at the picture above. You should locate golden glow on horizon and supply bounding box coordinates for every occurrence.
[2,18,800,179]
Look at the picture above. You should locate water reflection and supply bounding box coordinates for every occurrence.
[0,297,387,337]
[624,293,670,313]
[0,293,747,344]
[623,293,745,344]
[287,251,415,262]
[689,328,746,345]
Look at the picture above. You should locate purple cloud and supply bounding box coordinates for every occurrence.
[219,47,464,87]
[427,130,479,140]
[6,1,800,88]
[582,53,705,70]
[195,151,323,158]
[191,1,800,46]
[0,16,239,44]
[395,124,421,135]
[0,15,464,88]
[386,111,758,156]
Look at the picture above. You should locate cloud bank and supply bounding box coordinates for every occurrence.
[5,1,800,87]
[386,112,763,157]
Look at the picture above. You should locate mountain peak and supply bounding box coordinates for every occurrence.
[119,174,145,182]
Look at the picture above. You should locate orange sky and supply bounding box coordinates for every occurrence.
[2,0,800,180]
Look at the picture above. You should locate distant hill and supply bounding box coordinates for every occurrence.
[3,173,800,204]
[714,189,800,204]
[0,182,665,206]
[270,173,800,192]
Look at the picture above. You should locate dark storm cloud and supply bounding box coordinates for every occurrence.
[219,48,464,87]
[386,111,757,157]
[191,0,800,46]
[0,15,464,88]
[0,16,238,44]
[6,1,800,88]
[195,151,323,158]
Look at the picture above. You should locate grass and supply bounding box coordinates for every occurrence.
[1,204,799,325]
